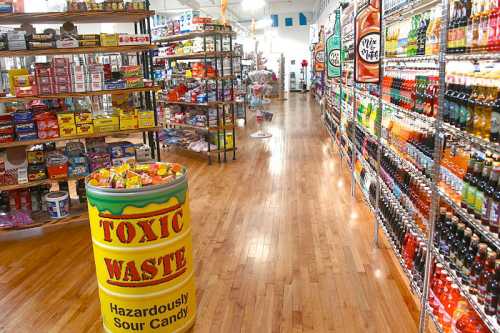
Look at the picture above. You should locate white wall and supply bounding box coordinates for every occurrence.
[254,24,310,91]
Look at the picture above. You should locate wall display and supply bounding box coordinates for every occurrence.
[354,0,381,83]
[326,9,342,78]
[320,0,500,332]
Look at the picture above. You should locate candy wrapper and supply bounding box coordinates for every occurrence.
[87,162,185,189]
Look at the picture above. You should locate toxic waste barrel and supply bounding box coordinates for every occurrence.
[86,164,196,333]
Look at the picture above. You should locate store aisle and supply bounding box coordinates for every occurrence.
[0,93,419,332]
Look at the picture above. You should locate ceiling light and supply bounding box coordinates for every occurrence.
[242,0,266,10]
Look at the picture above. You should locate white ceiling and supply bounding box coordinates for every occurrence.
[150,0,317,23]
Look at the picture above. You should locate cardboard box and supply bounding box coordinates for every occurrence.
[93,116,119,132]
[75,112,93,124]
[72,82,86,92]
[76,123,94,135]
[138,110,155,128]
[100,33,118,47]
[57,113,76,126]
[59,125,77,137]
[119,115,138,130]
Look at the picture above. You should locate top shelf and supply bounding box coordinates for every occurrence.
[0,10,154,24]
[154,30,235,44]
[384,0,441,24]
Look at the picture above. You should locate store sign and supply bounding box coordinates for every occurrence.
[326,9,341,78]
[314,26,325,73]
[354,0,381,83]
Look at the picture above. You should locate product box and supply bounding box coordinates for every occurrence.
[100,33,119,46]
[53,67,71,76]
[72,72,85,83]
[89,81,103,92]
[54,84,71,94]
[59,125,77,137]
[118,34,150,46]
[72,82,86,92]
[119,115,138,130]
[75,112,92,124]
[138,110,155,128]
[76,123,94,135]
[37,84,54,95]
[112,156,136,167]
[56,38,79,49]
[57,113,76,126]
[52,57,70,68]
[93,116,119,132]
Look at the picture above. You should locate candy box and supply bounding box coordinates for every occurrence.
[118,34,150,46]
[87,152,111,172]
[15,86,37,97]
[100,33,118,47]
[13,75,35,87]
[88,81,103,92]
[27,149,45,164]
[37,129,59,139]
[13,111,34,123]
[138,110,155,128]
[134,144,152,162]
[76,123,94,135]
[27,164,47,181]
[68,164,89,177]
[17,131,38,141]
[65,142,85,158]
[68,156,87,165]
[54,83,72,94]
[112,156,136,167]
[120,65,142,78]
[52,57,70,68]
[124,77,144,88]
[57,113,76,126]
[15,122,36,133]
[119,114,138,130]
[59,126,76,137]
[47,163,68,179]
[72,82,86,93]
[75,112,93,124]
[103,80,126,90]
[52,67,71,76]
[53,75,71,85]
[93,116,119,132]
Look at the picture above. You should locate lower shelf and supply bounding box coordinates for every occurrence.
[0,200,88,235]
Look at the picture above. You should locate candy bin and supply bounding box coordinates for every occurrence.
[46,151,68,180]
[85,163,196,333]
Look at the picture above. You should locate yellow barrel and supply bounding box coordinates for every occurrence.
[86,166,196,333]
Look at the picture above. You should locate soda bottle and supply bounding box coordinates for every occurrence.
[470,243,488,295]
[478,250,497,304]
[485,259,500,316]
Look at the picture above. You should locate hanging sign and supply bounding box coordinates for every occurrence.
[314,26,325,73]
[326,9,341,78]
[354,0,381,83]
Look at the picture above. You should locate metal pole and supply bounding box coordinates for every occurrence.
[350,1,357,198]
[229,30,237,160]
[418,0,449,331]
[374,0,385,248]
[338,7,343,164]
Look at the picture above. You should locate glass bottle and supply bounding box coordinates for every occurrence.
[485,259,500,316]
[462,234,480,285]
[470,243,488,295]
[479,251,497,305]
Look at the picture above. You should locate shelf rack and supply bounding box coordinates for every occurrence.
[0,8,160,234]
[155,24,238,164]
[319,0,500,331]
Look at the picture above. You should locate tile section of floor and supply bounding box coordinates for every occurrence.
[0,93,418,332]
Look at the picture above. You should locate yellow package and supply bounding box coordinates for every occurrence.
[120,115,138,130]
[59,126,77,137]
[100,33,118,47]
[75,112,93,124]
[8,68,29,94]
[77,123,94,135]
[94,116,120,132]
[57,113,76,126]
[138,110,155,128]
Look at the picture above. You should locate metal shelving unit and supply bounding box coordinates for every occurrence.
[155,24,237,164]
[320,0,500,331]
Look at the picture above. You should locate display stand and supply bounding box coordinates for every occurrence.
[248,70,273,139]
[0,7,160,234]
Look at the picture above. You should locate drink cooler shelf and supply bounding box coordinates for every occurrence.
[432,250,500,333]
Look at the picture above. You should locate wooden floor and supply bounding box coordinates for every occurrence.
[0,93,422,332]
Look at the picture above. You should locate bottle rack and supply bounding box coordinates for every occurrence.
[320,0,500,332]
[0,7,161,234]
[155,24,237,164]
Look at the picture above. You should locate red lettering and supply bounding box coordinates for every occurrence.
[116,222,136,244]
[123,261,141,281]
[99,220,114,242]
[172,209,184,233]
[104,258,123,280]
[159,215,170,239]
[175,247,187,271]
[158,253,175,276]
[137,219,158,243]
[141,259,158,280]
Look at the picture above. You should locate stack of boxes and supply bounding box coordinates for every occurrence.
[75,112,94,135]
[87,64,104,92]
[121,65,143,89]
[35,112,59,139]
[0,114,14,144]
[56,113,77,137]
[13,111,37,141]
[119,108,138,130]
[52,58,72,94]
[6,31,27,51]
[71,64,86,93]
[108,142,136,166]
[27,146,47,181]
[66,143,89,177]
[138,110,155,128]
